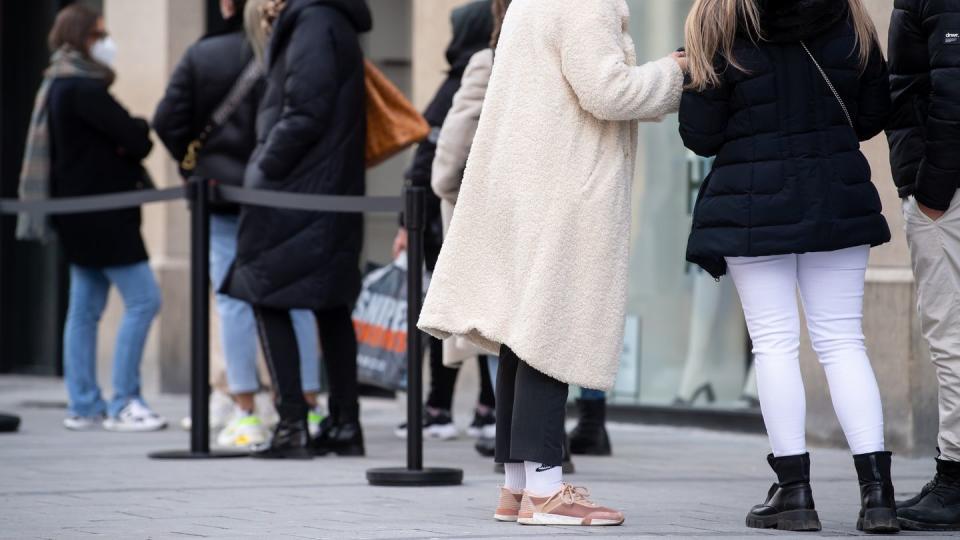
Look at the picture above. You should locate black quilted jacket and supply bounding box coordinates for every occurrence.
[681,0,892,278]
[223,0,371,310]
[887,0,960,211]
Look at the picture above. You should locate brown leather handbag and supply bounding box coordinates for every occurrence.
[365,60,430,168]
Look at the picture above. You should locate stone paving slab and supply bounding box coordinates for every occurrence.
[0,375,955,539]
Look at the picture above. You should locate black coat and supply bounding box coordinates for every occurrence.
[681,0,892,278]
[223,0,372,310]
[405,0,492,268]
[887,0,960,211]
[153,20,264,213]
[48,77,153,267]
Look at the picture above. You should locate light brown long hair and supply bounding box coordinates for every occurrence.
[684,0,879,91]
[490,0,511,49]
[48,4,101,55]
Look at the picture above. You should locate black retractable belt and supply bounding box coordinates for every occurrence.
[0,182,465,483]
[366,186,463,487]
[150,178,247,459]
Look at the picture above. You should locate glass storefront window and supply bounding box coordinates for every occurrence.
[603,0,756,411]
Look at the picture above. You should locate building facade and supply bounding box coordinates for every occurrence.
[0,0,938,455]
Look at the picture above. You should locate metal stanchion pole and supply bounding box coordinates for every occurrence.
[366,186,463,486]
[150,178,246,460]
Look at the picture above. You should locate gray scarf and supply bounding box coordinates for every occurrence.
[16,47,114,242]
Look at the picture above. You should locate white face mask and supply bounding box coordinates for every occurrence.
[90,37,117,68]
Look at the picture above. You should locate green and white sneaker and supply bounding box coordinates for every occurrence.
[308,408,327,438]
[216,411,267,448]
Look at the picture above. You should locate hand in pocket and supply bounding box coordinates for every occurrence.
[918,201,946,222]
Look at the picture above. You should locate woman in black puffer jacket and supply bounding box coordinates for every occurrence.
[681,0,897,534]
[223,0,371,459]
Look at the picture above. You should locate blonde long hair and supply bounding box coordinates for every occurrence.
[245,0,286,64]
[684,0,879,91]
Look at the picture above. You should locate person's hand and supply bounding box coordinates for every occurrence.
[671,51,689,73]
[392,228,408,259]
[918,202,946,222]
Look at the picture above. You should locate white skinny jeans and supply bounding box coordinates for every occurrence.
[726,245,885,457]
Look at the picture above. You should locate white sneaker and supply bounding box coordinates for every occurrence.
[104,401,168,432]
[64,414,104,431]
[255,392,279,429]
[209,390,235,431]
[216,411,267,448]
[178,390,235,431]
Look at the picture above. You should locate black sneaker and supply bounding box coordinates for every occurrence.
[394,408,458,440]
[898,458,960,531]
[467,407,496,438]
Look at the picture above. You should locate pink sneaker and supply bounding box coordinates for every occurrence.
[518,484,624,526]
[494,487,523,522]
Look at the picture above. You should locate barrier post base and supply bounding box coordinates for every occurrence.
[149,449,248,460]
[366,467,463,487]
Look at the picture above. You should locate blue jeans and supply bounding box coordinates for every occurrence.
[209,214,320,394]
[64,262,161,417]
[581,388,606,400]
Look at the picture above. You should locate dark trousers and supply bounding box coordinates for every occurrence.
[254,305,359,423]
[494,345,569,466]
[425,335,496,411]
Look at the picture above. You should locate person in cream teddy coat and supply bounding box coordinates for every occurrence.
[418,0,685,526]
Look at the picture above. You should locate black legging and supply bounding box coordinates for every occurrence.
[254,305,359,423]
[425,335,496,411]
[423,244,495,412]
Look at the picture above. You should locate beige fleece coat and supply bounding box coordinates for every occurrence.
[418,0,684,390]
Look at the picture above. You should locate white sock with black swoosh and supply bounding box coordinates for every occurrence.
[524,461,562,497]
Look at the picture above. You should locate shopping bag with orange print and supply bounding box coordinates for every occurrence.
[353,253,428,391]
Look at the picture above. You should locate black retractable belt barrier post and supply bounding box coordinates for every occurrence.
[150,178,246,460]
[366,186,463,487]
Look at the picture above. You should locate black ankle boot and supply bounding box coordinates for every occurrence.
[746,453,821,531]
[475,436,495,457]
[312,417,365,456]
[569,399,612,456]
[897,449,940,510]
[562,432,575,474]
[853,451,900,533]
[897,457,960,531]
[251,417,312,459]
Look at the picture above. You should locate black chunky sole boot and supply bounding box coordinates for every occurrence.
[746,508,822,531]
[746,453,822,532]
[854,451,900,534]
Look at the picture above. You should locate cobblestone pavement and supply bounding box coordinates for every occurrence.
[0,375,954,539]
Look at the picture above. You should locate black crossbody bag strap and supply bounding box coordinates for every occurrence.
[181,59,263,172]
